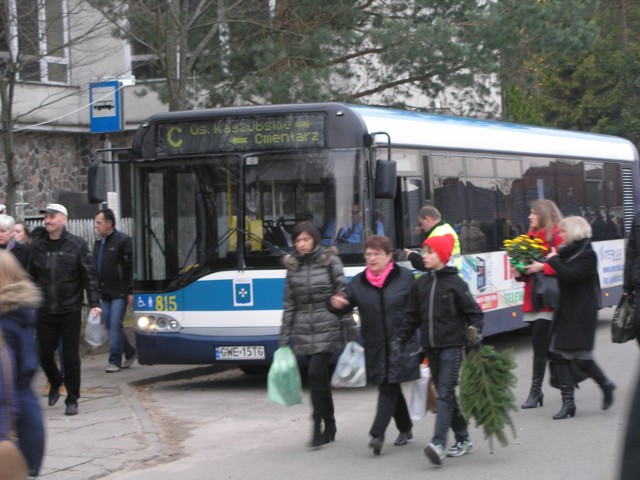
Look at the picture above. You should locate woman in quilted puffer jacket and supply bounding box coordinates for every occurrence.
[279,221,349,448]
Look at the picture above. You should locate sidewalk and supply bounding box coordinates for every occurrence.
[34,345,221,479]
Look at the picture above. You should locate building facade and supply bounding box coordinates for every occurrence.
[0,0,167,219]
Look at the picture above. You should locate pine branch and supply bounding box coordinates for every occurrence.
[460,345,518,453]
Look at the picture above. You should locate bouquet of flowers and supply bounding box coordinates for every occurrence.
[502,234,548,274]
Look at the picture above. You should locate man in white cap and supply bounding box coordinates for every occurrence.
[28,203,101,416]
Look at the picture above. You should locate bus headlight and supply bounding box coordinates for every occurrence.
[136,315,181,332]
[137,316,150,329]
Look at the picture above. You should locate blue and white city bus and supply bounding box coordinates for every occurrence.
[95,103,639,369]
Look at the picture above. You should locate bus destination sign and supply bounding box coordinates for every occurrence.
[156,113,326,155]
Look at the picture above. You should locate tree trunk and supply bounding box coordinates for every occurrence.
[1,130,16,217]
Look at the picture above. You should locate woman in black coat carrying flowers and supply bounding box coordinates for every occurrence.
[544,216,615,419]
[331,235,419,456]
[279,221,348,448]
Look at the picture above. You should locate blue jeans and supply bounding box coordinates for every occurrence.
[102,299,136,367]
[426,347,469,447]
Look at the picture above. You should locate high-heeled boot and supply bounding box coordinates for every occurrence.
[309,418,327,447]
[323,417,336,443]
[553,363,576,420]
[578,359,616,410]
[522,357,546,408]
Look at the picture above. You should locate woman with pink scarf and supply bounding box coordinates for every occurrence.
[331,235,419,456]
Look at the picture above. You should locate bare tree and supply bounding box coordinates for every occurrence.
[0,0,114,216]
[87,0,242,111]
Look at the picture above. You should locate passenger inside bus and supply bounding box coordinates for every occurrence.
[322,204,384,245]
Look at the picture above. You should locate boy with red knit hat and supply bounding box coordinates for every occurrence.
[393,233,483,466]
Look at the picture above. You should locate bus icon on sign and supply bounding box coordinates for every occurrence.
[233,279,253,307]
[94,100,114,111]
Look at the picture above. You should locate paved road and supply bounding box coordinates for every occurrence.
[89,307,640,480]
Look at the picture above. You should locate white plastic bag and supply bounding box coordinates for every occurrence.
[331,341,366,388]
[84,313,107,348]
[409,361,430,421]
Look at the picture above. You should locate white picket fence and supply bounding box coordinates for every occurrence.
[26,218,134,246]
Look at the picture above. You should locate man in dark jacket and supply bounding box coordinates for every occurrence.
[28,203,102,416]
[94,208,136,373]
[623,211,640,344]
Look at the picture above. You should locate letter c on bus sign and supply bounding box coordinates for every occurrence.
[167,126,183,148]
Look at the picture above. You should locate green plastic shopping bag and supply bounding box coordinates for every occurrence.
[267,346,303,406]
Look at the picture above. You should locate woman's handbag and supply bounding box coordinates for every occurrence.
[84,313,108,348]
[267,346,303,406]
[409,360,430,421]
[531,272,560,311]
[331,341,366,388]
[612,294,636,344]
[0,329,29,480]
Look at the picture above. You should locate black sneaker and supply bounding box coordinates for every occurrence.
[65,402,79,416]
[48,386,61,407]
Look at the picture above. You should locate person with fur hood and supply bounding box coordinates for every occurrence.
[0,249,45,477]
[279,221,350,448]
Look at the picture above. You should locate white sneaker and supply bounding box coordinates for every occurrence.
[447,440,473,457]
[105,364,120,373]
[424,443,445,465]
[122,353,137,369]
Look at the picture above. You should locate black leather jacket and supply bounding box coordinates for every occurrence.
[28,229,101,314]
[93,229,133,300]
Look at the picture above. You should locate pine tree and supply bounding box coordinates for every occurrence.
[459,344,518,453]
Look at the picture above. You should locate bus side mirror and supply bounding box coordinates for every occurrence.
[88,164,106,204]
[375,159,396,199]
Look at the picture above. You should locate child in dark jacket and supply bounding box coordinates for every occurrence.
[393,234,483,466]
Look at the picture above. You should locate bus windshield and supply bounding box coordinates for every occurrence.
[133,148,364,292]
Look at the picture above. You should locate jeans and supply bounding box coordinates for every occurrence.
[102,298,136,367]
[426,347,469,447]
[37,310,82,403]
[369,382,412,440]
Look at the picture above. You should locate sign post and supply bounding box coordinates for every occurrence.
[90,80,123,219]
[89,81,122,133]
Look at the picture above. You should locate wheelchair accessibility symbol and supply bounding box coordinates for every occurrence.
[137,295,154,309]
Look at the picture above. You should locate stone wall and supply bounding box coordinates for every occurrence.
[0,130,134,219]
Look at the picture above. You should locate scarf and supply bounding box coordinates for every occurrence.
[365,261,394,289]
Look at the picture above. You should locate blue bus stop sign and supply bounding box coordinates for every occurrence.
[90,81,122,133]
